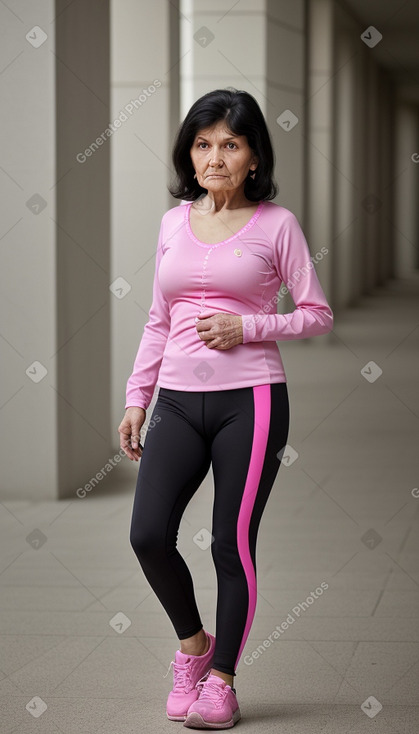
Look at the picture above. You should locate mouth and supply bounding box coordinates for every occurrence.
[206,174,227,178]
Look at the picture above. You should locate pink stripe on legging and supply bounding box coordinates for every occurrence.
[235,383,271,671]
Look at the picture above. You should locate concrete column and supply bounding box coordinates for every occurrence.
[55,1,111,500]
[0,0,111,500]
[333,6,358,309]
[353,43,370,300]
[266,0,306,219]
[393,102,419,276]
[305,0,334,305]
[363,61,381,292]
[110,0,180,451]
[356,53,395,294]
[377,70,396,283]
[265,0,306,318]
[180,0,267,116]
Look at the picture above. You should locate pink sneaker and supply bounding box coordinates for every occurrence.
[166,631,216,721]
[184,673,241,729]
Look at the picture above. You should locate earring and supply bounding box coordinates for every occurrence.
[249,169,256,180]
[193,173,197,179]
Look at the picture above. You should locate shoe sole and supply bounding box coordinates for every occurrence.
[183,707,241,729]
[167,713,187,721]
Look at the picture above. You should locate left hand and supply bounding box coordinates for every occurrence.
[195,312,243,350]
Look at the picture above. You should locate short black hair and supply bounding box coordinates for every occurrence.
[168,88,278,202]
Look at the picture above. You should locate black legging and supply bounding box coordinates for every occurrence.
[129,382,290,677]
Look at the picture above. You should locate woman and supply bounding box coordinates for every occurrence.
[118,88,333,729]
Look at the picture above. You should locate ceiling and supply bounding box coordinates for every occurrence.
[340,0,419,103]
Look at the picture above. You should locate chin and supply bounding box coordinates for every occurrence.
[206,180,231,188]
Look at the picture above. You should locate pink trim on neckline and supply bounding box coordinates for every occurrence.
[185,200,264,247]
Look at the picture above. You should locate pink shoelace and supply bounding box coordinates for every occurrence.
[195,677,229,708]
[164,659,194,693]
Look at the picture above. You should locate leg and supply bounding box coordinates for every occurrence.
[207,383,290,682]
[179,627,209,656]
[129,388,212,639]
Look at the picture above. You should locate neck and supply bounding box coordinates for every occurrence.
[201,187,253,212]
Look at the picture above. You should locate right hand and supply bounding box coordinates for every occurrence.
[118,407,146,462]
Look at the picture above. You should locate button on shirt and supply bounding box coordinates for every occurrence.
[125,200,333,410]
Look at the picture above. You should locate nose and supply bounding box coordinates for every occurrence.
[208,146,223,167]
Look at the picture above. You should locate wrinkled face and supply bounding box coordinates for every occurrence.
[190,120,258,195]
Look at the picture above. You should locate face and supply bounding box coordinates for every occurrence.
[190,120,258,195]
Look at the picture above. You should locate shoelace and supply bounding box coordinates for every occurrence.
[163,659,193,692]
[195,678,229,708]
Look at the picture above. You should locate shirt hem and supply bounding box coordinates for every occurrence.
[155,376,287,392]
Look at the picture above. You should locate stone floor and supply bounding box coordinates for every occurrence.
[1,272,418,733]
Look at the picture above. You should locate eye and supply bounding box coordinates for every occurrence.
[226,142,237,149]
[198,142,208,149]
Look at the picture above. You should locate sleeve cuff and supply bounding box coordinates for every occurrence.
[242,315,257,344]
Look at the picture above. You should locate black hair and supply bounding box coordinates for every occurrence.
[168,88,278,202]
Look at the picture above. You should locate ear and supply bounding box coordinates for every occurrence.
[250,154,259,171]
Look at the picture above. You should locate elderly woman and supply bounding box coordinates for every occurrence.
[118,88,333,729]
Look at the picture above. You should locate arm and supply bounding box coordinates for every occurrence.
[242,211,333,343]
[125,217,170,409]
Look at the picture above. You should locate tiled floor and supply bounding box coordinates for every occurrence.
[1,273,418,733]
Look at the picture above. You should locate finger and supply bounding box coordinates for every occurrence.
[121,440,142,462]
[131,430,140,449]
[119,428,142,461]
[212,339,229,350]
[129,430,144,460]
[131,434,144,460]
[120,438,136,461]
[196,310,216,320]
[195,318,213,332]
[198,328,213,341]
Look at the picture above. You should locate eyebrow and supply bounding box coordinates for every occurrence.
[195,134,239,142]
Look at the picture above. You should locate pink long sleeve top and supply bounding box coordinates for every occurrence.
[125,200,333,410]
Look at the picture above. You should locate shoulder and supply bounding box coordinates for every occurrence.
[159,201,189,228]
[155,202,189,243]
[260,200,301,228]
[259,202,308,259]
